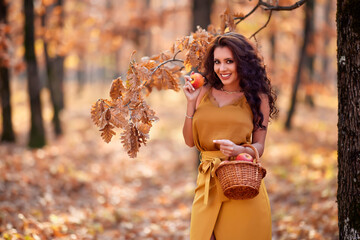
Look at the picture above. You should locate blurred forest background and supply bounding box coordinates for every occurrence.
[0,0,338,239]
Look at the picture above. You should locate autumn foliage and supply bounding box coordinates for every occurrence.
[1,1,340,238]
[91,27,216,158]
[89,7,253,158]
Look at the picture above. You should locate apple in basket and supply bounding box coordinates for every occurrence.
[235,153,253,162]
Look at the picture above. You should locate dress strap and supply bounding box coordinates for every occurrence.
[198,87,212,107]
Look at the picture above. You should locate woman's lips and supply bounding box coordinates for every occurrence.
[220,73,231,80]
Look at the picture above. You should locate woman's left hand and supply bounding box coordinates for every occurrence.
[213,139,244,157]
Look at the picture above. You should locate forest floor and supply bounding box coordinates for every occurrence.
[0,81,338,240]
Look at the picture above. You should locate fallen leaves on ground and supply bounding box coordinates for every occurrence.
[0,83,338,239]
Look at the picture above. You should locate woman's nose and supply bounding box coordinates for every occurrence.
[219,63,226,71]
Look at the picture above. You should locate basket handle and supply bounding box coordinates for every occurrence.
[242,143,260,163]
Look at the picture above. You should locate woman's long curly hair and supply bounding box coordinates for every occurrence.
[203,32,278,129]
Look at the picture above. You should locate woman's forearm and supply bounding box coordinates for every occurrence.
[234,142,264,158]
[182,102,196,147]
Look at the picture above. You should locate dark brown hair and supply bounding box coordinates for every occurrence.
[203,32,278,129]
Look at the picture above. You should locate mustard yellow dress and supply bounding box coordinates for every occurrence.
[190,89,272,240]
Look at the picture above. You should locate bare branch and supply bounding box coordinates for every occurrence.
[173,49,182,59]
[232,0,306,37]
[249,10,273,39]
[130,50,137,62]
[139,50,184,90]
[150,59,184,75]
[100,99,112,108]
[234,2,260,24]
[234,0,306,24]
[260,0,307,11]
[150,51,184,75]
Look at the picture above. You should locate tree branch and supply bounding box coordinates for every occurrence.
[150,59,184,76]
[100,99,112,108]
[150,50,184,75]
[139,50,184,90]
[249,10,272,39]
[234,2,260,24]
[233,0,306,37]
[260,0,307,11]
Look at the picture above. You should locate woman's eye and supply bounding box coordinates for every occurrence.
[214,60,233,64]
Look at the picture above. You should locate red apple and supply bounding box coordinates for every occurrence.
[235,153,253,162]
[190,72,205,89]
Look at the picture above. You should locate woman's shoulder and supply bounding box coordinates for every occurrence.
[258,93,269,104]
[195,84,212,109]
[201,83,211,92]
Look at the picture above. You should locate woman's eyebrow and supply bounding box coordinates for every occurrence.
[213,57,233,60]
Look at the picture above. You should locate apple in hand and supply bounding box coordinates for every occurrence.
[190,72,205,89]
[235,153,253,162]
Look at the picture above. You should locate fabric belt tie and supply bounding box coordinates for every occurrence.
[199,151,229,205]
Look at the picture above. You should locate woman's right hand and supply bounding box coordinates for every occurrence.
[182,75,201,103]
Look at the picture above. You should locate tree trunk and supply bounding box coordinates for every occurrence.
[270,32,276,64]
[269,26,276,79]
[0,68,15,142]
[56,0,64,111]
[143,0,152,56]
[304,0,316,108]
[44,50,64,136]
[24,0,46,148]
[114,49,121,78]
[322,0,333,82]
[337,1,360,239]
[285,0,314,130]
[0,0,15,142]
[42,0,64,136]
[192,0,214,31]
[77,53,86,94]
[304,57,315,107]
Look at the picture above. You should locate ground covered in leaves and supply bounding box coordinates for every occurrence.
[0,82,338,239]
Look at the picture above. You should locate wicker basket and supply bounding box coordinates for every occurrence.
[215,144,266,200]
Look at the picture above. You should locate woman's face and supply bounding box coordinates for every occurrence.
[213,46,239,89]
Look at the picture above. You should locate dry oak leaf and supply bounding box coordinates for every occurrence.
[91,99,116,128]
[159,52,172,61]
[126,72,143,91]
[175,36,190,52]
[138,122,152,135]
[91,100,106,127]
[98,108,112,129]
[182,28,214,72]
[123,88,144,111]
[137,101,158,124]
[155,68,180,91]
[141,57,157,69]
[143,60,182,95]
[134,64,152,85]
[110,77,126,101]
[101,124,116,143]
[234,12,245,19]
[121,123,140,158]
[109,99,128,128]
[130,103,150,123]
[207,24,219,35]
[220,8,236,33]
[136,122,150,146]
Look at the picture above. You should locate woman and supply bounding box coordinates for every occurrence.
[182,32,277,240]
